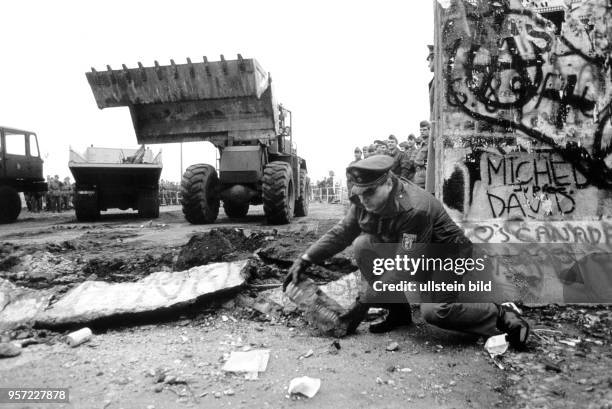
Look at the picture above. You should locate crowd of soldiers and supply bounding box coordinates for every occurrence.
[25,175,74,213]
[25,177,181,212]
[159,180,181,206]
[348,120,431,192]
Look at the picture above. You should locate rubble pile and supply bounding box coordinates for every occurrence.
[1,252,78,289]
[494,305,612,408]
[82,252,175,282]
[174,229,267,270]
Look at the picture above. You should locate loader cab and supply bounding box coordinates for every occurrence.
[277,105,293,155]
[0,127,44,185]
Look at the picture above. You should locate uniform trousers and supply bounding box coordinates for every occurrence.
[353,233,500,337]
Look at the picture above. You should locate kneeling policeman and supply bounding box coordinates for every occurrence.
[284,155,529,349]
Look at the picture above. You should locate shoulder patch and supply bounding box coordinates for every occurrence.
[402,233,417,250]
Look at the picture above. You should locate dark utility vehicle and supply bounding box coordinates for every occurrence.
[86,55,309,224]
[0,126,47,223]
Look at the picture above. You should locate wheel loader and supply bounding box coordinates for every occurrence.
[86,55,309,224]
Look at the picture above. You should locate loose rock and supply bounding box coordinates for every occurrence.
[0,342,21,358]
[386,342,399,352]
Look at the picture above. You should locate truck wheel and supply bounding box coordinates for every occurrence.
[181,164,220,224]
[74,191,100,222]
[294,168,310,217]
[262,161,295,225]
[223,201,249,218]
[0,186,21,223]
[138,189,160,218]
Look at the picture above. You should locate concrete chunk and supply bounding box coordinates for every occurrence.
[0,279,52,331]
[36,261,249,326]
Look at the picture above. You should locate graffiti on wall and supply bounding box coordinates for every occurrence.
[461,219,612,243]
[460,219,612,303]
[439,0,612,220]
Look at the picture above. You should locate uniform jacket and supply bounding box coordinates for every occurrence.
[306,176,469,264]
[387,149,412,180]
[413,143,428,188]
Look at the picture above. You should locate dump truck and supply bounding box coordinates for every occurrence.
[0,126,47,223]
[85,55,309,225]
[68,145,162,221]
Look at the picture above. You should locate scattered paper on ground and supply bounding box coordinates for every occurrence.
[222,349,270,377]
[288,376,321,398]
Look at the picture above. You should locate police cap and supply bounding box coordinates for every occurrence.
[346,155,393,195]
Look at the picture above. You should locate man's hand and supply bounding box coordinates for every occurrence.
[283,256,312,291]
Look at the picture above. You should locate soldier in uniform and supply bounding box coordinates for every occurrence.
[367,144,377,157]
[400,134,418,162]
[25,193,34,212]
[159,181,166,206]
[44,175,53,211]
[49,175,61,212]
[362,146,371,159]
[62,177,72,210]
[386,135,412,180]
[352,147,362,164]
[400,134,419,182]
[284,155,530,349]
[374,140,388,156]
[347,147,363,194]
[413,121,430,189]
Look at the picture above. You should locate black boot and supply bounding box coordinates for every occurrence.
[339,298,370,334]
[369,304,413,334]
[496,302,530,349]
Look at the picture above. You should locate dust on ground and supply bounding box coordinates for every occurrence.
[0,204,611,409]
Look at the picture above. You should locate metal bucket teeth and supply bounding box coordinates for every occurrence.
[84,56,279,145]
[86,56,269,109]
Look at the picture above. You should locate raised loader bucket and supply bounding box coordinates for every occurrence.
[86,56,280,145]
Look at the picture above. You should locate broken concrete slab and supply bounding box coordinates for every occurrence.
[285,279,348,337]
[0,279,52,332]
[319,272,362,309]
[256,272,361,313]
[36,260,249,327]
[253,273,362,337]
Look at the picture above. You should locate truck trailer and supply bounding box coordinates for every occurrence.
[68,145,162,221]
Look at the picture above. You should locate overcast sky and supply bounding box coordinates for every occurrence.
[0,0,434,184]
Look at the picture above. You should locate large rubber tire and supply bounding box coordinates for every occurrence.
[138,189,160,219]
[294,168,310,217]
[223,201,249,218]
[181,164,220,224]
[262,161,295,225]
[0,186,21,224]
[74,191,100,222]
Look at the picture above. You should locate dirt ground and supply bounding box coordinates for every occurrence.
[1,204,611,409]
